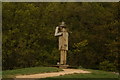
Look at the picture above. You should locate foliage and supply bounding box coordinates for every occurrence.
[2,2,119,72]
[99,60,117,72]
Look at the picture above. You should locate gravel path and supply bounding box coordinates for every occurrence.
[15,69,91,79]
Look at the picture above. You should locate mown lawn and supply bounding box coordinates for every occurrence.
[54,69,119,78]
[39,68,119,80]
[2,67,62,78]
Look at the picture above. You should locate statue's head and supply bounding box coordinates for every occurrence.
[59,21,66,28]
[58,21,67,32]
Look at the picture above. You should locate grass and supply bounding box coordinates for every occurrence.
[2,67,62,78]
[2,67,119,80]
[39,68,119,80]
[55,69,119,78]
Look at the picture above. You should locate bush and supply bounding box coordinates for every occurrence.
[99,60,117,72]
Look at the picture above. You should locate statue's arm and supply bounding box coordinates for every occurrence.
[54,26,62,37]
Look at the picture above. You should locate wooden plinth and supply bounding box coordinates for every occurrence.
[54,65,69,69]
[59,65,69,69]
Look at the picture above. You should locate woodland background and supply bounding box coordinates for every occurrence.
[2,2,119,72]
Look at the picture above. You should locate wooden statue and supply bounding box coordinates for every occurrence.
[55,22,68,65]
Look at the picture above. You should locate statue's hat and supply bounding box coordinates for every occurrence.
[59,21,66,28]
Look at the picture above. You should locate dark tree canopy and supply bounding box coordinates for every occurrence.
[2,2,119,72]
